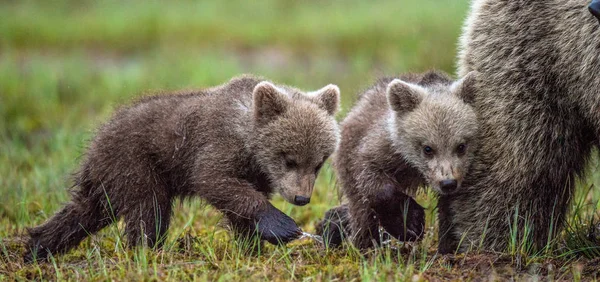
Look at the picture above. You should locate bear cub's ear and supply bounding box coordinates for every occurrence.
[253,81,290,124]
[451,71,479,104]
[386,79,425,114]
[311,84,340,116]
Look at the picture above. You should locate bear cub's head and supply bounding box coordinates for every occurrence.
[251,81,340,206]
[387,71,479,195]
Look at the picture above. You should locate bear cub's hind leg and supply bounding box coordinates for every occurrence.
[123,192,173,249]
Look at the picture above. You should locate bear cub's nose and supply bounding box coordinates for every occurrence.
[294,195,311,206]
[439,179,458,193]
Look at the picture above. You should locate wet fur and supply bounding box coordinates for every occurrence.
[317,71,478,249]
[24,75,340,262]
[443,0,600,253]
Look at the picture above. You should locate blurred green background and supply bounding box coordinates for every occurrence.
[0,0,470,230]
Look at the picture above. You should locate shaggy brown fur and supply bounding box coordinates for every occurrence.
[24,75,340,262]
[317,71,479,249]
[440,0,600,253]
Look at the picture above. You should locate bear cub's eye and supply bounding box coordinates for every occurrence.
[423,146,434,156]
[283,155,298,169]
[315,155,328,173]
[456,143,467,155]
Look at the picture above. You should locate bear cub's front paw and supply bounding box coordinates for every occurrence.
[315,205,350,248]
[373,184,425,241]
[255,204,302,245]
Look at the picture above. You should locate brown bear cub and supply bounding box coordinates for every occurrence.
[316,71,478,249]
[24,75,340,262]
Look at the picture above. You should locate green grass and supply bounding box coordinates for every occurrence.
[1,0,599,280]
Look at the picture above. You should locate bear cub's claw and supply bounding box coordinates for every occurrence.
[373,184,425,242]
[255,204,302,245]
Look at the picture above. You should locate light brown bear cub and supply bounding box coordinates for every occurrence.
[25,75,340,262]
[317,71,478,249]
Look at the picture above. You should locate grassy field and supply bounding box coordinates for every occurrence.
[1,0,600,280]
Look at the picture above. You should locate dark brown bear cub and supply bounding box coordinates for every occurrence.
[25,75,341,262]
[317,71,478,249]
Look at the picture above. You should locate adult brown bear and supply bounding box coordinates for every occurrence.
[442,0,600,253]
